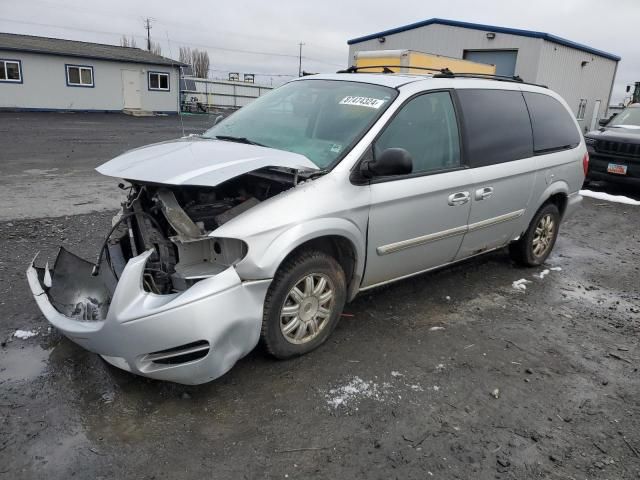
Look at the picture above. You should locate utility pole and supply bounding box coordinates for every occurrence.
[144,18,153,51]
[298,42,305,77]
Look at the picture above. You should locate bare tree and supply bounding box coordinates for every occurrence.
[179,46,192,65]
[120,35,137,48]
[150,41,162,56]
[191,50,210,78]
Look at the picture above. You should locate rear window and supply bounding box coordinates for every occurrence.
[457,89,533,167]
[523,92,581,153]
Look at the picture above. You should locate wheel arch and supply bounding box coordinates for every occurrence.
[237,218,366,302]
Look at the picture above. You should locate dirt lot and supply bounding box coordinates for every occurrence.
[1,113,639,479]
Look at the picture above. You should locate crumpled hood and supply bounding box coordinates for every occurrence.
[96,138,318,187]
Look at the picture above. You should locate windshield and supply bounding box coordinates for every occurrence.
[608,106,640,127]
[202,79,397,168]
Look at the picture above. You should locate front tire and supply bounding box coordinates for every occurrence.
[261,250,346,359]
[509,203,560,267]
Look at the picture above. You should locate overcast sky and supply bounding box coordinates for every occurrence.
[1,0,637,102]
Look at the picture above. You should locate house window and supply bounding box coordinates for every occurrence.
[577,99,587,120]
[148,72,169,91]
[66,64,94,87]
[0,59,22,83]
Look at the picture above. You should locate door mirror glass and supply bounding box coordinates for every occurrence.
[366,148,413,176]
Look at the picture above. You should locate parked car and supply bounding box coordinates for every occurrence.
[584,103,640,186]
[27,73,586,384]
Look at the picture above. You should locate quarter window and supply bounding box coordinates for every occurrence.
[149,72,169,91]
[66,65,94,87]
[374,91,461,174]
[577,99,587,120]
[456,89,533,167]
[0,59,22,82]
[523,92,581,153]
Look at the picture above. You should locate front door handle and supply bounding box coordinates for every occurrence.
[448,191,470,206]
[475,187,494,200]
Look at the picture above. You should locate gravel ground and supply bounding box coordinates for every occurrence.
[1,113,639,479]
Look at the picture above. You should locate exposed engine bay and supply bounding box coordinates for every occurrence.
[98,168,297,295]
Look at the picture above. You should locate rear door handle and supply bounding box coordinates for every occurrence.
[448,191,470,206]
[475,187,494,200]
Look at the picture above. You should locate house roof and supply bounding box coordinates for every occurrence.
[347,18,621,62]
[0,32,185,67]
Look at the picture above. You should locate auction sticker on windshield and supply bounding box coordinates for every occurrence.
[339,96,386,109]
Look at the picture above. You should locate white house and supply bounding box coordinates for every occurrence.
[0,32,184,114]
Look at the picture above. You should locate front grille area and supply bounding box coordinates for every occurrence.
[596,140,640,158]
[145,340,210,365]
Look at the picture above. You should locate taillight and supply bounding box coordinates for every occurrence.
[582,152,589,176]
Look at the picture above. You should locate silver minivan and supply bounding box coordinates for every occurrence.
[28,73,587,384]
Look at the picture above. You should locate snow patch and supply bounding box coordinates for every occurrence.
[550,267,562,271]
[391,371,404,377]
[580,190,640,206]
[325,376,390,409]
[512,279,530,291]
[536,269,550,279]
[14,329,38,339]
[429,326,445,331]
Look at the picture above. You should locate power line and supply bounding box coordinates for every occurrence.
[0,16,344,67]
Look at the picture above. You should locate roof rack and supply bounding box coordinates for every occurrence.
[336,65,450,74]
[433,71,523,83]
[336,65,548,88]
[433,71,548,88]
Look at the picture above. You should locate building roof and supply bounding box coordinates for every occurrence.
[0,32,185,67]
[347,18,621,62]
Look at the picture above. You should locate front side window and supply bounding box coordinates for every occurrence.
[0,59,22,82]
[577,99,587,120]
[457,89,533,167]
[374,91,461,174]
[523,92,581,153]
[149,72,169,91]
[66,65,94,87]
[203,79,397,168]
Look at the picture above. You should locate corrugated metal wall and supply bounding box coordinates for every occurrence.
[348,23,618,131]
[536,41,617,131]
[181,78,272,109]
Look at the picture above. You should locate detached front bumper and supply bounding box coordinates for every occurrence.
[27,249,271,385]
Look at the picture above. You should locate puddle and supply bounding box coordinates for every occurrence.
[0,345,51,382]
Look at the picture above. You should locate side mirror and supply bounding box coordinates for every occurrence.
[626,85,631,93]
[362,148,413,178]
[598,118,609,126]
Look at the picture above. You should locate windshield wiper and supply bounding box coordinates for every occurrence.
[214,135,265,146]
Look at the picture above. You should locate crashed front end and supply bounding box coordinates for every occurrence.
[26,174,299,384]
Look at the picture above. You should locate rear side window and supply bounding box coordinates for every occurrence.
[457,89,533,167]
[523,92,581,153]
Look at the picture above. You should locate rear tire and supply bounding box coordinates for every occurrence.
[509,203,560,267]
[261,250,346,359]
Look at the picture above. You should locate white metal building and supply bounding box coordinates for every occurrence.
[0,33,183,114]
[348,18,620,132]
